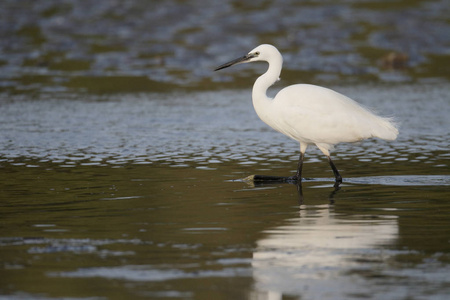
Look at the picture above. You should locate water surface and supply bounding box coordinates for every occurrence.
[1,0,450,299]
[1,83,450,299]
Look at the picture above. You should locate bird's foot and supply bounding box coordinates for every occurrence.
[333,176,343,188]
[286,175,301,183]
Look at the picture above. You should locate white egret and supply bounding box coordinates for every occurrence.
[215,44,398,184]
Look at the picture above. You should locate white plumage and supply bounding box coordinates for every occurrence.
[215,44,398,184]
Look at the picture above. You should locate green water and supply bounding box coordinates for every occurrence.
[1,157,449,299]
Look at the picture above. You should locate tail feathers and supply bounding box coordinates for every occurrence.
[373,117,399,141]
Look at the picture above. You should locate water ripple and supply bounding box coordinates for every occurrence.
[0,84,448,171]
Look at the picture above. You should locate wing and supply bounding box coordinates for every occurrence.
[272,84,381,145]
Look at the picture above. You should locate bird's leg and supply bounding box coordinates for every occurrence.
[327,156,342,184]
[288,152,304,182]
[296,152,304,180]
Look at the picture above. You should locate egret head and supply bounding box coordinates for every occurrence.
[214,44,278,71]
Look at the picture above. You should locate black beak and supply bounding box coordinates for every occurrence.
[214,53,255,71]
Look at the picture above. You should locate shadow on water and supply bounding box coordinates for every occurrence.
[242,177,340,205]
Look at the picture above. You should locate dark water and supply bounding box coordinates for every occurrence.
[1,1,450,300]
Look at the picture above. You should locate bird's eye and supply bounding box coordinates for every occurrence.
[255,51,260,55]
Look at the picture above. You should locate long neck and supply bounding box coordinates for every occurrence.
[252,54,282,122]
